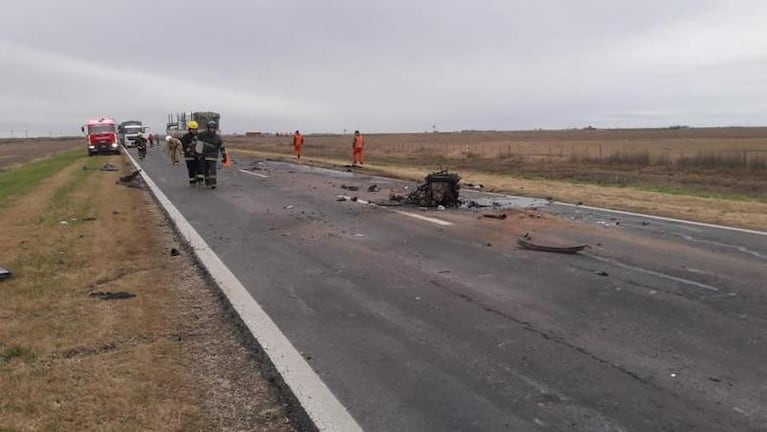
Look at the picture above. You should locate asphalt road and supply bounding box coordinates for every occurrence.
[132,147,767,432]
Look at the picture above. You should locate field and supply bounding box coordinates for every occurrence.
[0,149,296,431]
[0,138,82,171]
[228,127,767,229]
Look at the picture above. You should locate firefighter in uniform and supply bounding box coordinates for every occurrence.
[135,132,148,160]
[196,121,227,189]
[165,135,182,164]
[180,121,200,184]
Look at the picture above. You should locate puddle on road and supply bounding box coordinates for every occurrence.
[462,196,551,209]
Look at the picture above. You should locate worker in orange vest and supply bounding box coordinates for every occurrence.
[352,130,364,165]
[293,130,304,160]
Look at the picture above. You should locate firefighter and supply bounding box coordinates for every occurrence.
[165,135,182,165]
[180,121,200,184]
[352,130,364,165]
[135,132,148,160]
[196,121,227,189]
[293,130,304,160]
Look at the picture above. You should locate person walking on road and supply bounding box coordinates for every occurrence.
[148,132,155,147]
[180,121,201,184]
[165,135,182,165]
[196,121,227,189]
[352,130,364,165]
[293,130,304,160]
[135,132,148,160]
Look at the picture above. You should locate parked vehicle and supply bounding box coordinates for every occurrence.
[82,118,119,156]
[166,111,221,138]
[118,120,146,147]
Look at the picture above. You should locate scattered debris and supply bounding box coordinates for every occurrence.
[390,193,405,202]
[350,197,359,202]
[483,213,508,220]
[485,242,493,247]
[100,163,119,172]
[284,205,294,210]
[117,170,143,189]
[337,197,348,202]
[341,185,359,191]
[437,205,446,211]
[404,170,461,208]
[0,266,12,280]
[708,377,722,383]
[367,184,380,193]
[59,220,69,226]
[595,271,609,277]
[641,221,651,226]
[112,211,120,215]
[89,291,136,301]
[465,183,484,190]
[517,239,590,254]
[82,217,98,222]
[577,201,583,206]
[170,248,181,256]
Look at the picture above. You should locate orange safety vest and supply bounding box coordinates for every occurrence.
[294,134,304,147]
[354,134,364,149]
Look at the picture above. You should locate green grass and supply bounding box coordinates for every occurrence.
[0,150,85,205]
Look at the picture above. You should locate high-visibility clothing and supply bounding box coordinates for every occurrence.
[354,134,364,149]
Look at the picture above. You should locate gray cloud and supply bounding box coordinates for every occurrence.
[2,0,766,136]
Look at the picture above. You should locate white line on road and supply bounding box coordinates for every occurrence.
[239,169,269,178]
[584,253,721,292]
[392,210,454,226]
[337,195,454,226]
[125,150,363,432]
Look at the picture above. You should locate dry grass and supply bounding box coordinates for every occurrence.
[0,138,82,171]
[0,153,297,432]
[228,128,767,201]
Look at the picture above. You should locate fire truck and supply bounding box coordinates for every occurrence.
[82,118,120,156]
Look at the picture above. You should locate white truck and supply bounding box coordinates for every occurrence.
[118,120,147,147]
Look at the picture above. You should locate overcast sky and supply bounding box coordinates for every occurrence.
[2,0,766,136]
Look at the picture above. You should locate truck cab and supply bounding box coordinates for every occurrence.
[82,118,119,156]
[118,120,145,147]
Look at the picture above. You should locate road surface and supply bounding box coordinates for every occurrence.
[131,147,767,432]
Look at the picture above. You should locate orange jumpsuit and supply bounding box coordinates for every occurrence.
[352,134,364,165]
[293,133,304,159]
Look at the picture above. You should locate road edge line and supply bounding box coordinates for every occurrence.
[122,149,364,432]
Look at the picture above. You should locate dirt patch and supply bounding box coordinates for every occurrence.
[0,153,297,431]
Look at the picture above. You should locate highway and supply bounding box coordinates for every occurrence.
[133,146,767,432]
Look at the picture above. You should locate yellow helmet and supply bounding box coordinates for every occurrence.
[187,120,199,130]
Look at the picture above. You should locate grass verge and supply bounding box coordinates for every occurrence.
[0,154,296,431]
[0,149,83,205]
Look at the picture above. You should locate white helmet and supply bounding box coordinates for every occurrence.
[165,135,172,142]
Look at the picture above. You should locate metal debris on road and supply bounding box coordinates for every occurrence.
[483,213,508,220]
[89,291,136,300]
[595,270,609,276]
[367,184,380,193]
[117,170,143,189]
[341,185,359,191]
[517,239,591,254]
[0,266,12,280]
[284,205,294,210]
[337,197,348,202]
[404,170,461,208]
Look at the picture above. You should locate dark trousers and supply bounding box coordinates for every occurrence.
[186,158,199,183]
[199,158,217,187]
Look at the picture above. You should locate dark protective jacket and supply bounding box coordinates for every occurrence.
[134,136,148,149]
[196,130,226,161]
[180,132,198,159]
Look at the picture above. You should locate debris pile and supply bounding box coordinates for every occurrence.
[404,170,461,208]
[0,266,12,281]
[116,170,143,189]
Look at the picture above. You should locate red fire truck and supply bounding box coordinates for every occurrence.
[82,118,120,156]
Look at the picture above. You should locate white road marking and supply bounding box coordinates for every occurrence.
[337,195,453,226]
[124,150,363,432]
[584,253,721,292]
[555,202,767,236]
[239,169,269,178]
[392,210,454,226]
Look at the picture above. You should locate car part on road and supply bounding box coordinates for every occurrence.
[367,184,380,193]
[517,239,591,254]
[117,170,144,189]
[341,185,359,191]
[404,170,461,208]
[0,266,12,280]
[100,163,119,172]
